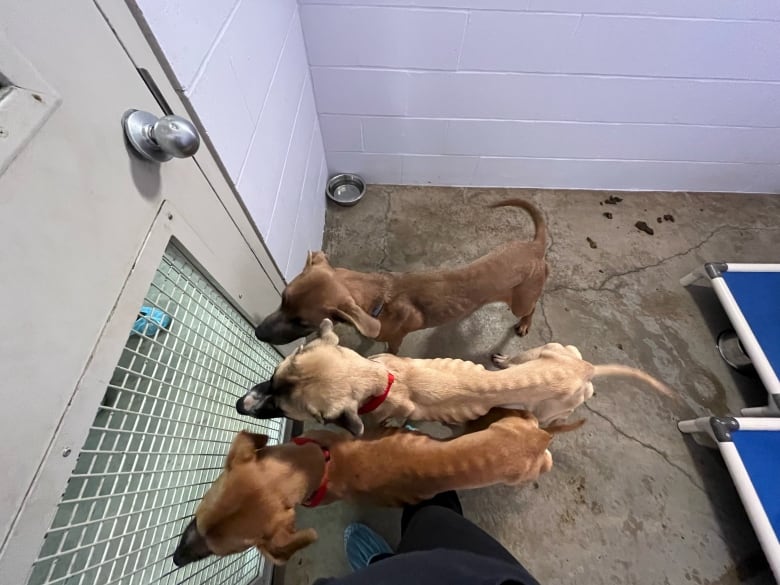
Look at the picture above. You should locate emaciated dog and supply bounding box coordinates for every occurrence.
[238,319,674,436]
[172,409,581,567]
[254,199,548,353]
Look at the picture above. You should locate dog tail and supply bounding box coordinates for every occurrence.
[592,364,677,400]
[545,419,586,434]
[489,199,546,245]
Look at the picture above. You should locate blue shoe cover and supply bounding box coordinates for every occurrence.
[344,523,393,572]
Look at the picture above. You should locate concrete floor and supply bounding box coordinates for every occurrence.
[282,186,780,585]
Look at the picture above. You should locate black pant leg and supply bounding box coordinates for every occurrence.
[401,490,463,533]
[397,492,521,567]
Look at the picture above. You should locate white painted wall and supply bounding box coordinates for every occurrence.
[300,0,780,193]
[133,0,328,278]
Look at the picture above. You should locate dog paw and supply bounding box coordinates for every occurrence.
[491,353,509,368]
[514,323,530,336]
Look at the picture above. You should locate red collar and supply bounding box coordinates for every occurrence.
[292,437,330,507]
[358,372,395,415]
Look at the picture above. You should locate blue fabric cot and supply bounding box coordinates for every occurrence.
[722,271,780,376]
[732,428,780,539]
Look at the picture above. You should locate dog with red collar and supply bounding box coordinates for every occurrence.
[237,318,675,436]
[172,408,581,567]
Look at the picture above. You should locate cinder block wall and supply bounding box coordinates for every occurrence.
[134,0,328,278]
[301,0,780,193]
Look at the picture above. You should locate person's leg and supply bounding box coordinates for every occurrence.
[344,524,393,571]
[401,490,462,532]
[397,491,520,567]
[347,491,533,578]
[344,492,463,570]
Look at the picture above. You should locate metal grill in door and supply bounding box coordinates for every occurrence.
[27,243,283,585]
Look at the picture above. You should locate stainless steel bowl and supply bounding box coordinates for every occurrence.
[717,329,755,375]
[326,173,366,207]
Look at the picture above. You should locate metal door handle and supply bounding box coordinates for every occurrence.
[122,109,200,162]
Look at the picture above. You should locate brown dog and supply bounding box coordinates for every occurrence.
[238,319,674,435]
[172,409,581,567]
[254,199,547,353]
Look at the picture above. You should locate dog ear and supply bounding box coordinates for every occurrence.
[317,319,340,345]
[263,528,319,565]
[329,409,365,436]
[226,431,268,468]
[305,251,328,268]
[305,405,326,425]
[333,300,381,339]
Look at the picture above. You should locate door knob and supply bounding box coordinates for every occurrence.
[122,109,201,162]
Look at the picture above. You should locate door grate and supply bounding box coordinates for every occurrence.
[26,242,283,585]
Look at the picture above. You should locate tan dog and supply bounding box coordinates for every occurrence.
[172,409,580,567]
[254,199,548,353]
[238,319,674,435]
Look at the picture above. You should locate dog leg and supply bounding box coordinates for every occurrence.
[491,345,545,369]
[540,449,553,474]
[265,527,318,564]
[491,353,512,369]
[464,408,509,433]
[509,270,546,337]
[514,308,535,336]
[492,342,571,369]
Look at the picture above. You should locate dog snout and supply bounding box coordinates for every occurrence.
[255,311,314,344]
[172,518,212,568]
[236,394,254,416]
[235,382,286,419]
[172,546,197,568]
[236,386,265,416]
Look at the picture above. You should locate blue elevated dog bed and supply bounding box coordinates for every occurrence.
[681,263,780,415]
[678,417,780,581]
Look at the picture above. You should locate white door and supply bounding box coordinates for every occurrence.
[0,2,285,584]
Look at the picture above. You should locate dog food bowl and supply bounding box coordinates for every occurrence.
[717,329,755,375]
[326,173,366,206]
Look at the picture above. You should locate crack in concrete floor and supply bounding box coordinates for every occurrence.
[582,402,705,493]
[549,224,780,295]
